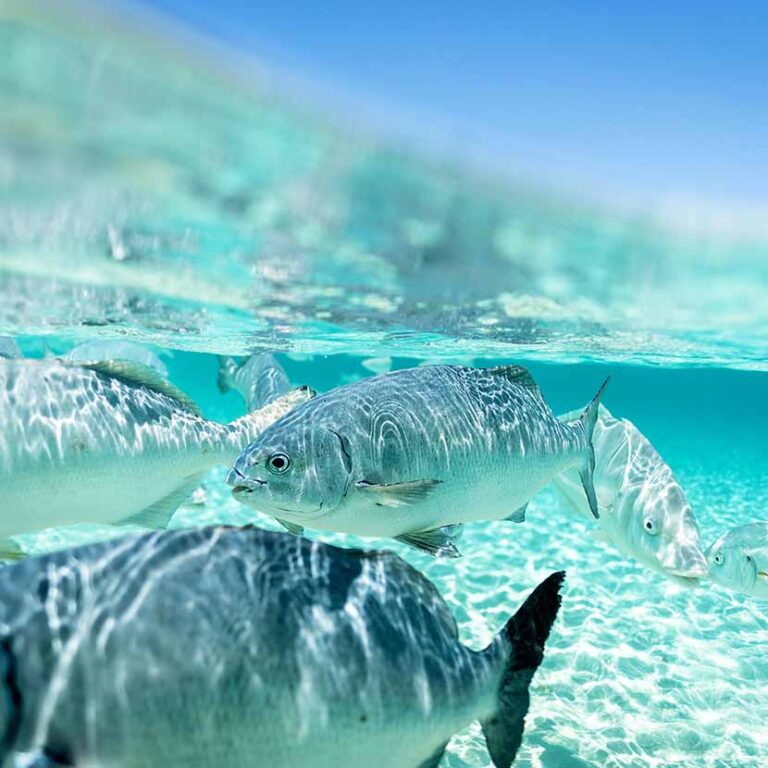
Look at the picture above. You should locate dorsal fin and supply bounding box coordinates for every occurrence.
[488,364,541,396]
[68,359,202,416]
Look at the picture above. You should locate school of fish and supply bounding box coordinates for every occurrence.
[0,339,762,768]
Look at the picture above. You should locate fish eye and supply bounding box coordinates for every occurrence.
[643,518,659,536]
[267,453,291,474]
[714,552,724,566]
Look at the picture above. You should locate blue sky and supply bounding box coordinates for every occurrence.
[130,1,767,210]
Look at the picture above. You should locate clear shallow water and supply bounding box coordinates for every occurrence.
[11,348,768,767]
[2,2,768,767]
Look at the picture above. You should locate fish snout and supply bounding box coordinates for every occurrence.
[662,542,709,580]
[226,466,266,499]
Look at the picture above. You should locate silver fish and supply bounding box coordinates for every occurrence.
[227,365,607,557]
[551,405,707,584]
[218,353,291,410]
[62,340,168,376]
[0,358,312,557]
[705,522,768,599]
[0,337,22,360]
[0,526,565,768]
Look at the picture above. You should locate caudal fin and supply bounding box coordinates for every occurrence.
[577,377,610,519]
[481,571,565,768]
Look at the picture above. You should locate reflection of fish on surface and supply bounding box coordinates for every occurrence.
[0,526,565,768]
[706,522,768,599]
[0,359,312,558]
[551,405,707,584]
[229,364,607,557]
[61,339,169,376]
[218,353,291,411]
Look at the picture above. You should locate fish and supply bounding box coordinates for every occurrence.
[227,364,607,557]
[62,340,169,376]
[218,353,291,411]
[705,522,768,599]
[550,405,707,584]
[0,525,565,768]
[0,337,22,359]
[0,358,313,557]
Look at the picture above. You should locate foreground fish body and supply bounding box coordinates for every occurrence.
[228,365,606,556]
[0,526,565,768]
[0,359,311,549]
[551,405,707,583]
[62,340,168,376]
[706,523,768,599]
[218,353,291,410]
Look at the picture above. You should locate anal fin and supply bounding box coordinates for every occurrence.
[116,475,204,529]
[396,525,463,558]
[504,503,528,523]
[277,519,305,536]
[416,742,448,768]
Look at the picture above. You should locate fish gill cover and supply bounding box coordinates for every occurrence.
[1,0,767,368]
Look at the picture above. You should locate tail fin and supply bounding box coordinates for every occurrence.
[217,356,238,394]
[577,377,610,519]
[225,386,315,454]
[481,571,565,768]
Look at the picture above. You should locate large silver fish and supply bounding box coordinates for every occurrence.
[62,340,168,376]
[551,405,707,584]
[0,359,312,557]
[227,365,607,556]
[218,353,291,410]
[705,522,768,599]
[0,526,565,768]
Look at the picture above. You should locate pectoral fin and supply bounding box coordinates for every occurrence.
[504,504,528,523]
[0,538,24,561]
[396,525,463,558]
[116,475,204,529]
[277,519,305,537]
[356,479,441,507]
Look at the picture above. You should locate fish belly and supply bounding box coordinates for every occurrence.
[325,453,574,537]
[0,454,204,537]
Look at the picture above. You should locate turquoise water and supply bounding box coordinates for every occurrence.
[2,3,768,767]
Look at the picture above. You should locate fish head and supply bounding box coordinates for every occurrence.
[618,479,708,585]
[227,422,352,521]
[705,533,759,596]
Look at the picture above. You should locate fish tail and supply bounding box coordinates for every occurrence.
[217,356,238,394]
[480,571,565,768]
[576,377,610,519]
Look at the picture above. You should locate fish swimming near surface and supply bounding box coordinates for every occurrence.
[228,364,607,557]
[0,358,312,558]
[0,338,22,360]
[218,353,291,410]
[705,522,768,599]
[0,525,565,768]
[551,405,707,584]
[61,340,169,377]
